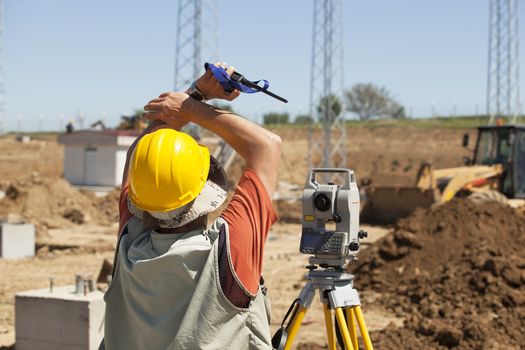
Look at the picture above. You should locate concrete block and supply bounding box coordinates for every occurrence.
[0,223,35,259]
[15,286,105,350]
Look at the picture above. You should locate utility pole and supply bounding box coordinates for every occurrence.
[308,0,346,174]
[487,0,520,124]
[173,0,218,91]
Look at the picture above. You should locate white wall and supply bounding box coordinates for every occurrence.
[63,146,85,185]
[64,145,126,187]
[115,149,128,187]
[84,145,117,186]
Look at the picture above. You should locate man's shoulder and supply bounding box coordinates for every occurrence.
[206,217,228,242]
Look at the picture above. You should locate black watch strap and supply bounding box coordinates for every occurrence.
[188,81,207,101]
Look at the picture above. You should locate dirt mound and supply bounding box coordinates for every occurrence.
[83,188,121,225]
[0,135,63,182]
[351,199,525,349]
[0,172,104,234]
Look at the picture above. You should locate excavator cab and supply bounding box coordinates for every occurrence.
[473,125,525,199]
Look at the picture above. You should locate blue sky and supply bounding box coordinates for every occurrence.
[3,0,525,131]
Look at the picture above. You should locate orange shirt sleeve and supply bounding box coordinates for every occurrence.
[221,169,279,295]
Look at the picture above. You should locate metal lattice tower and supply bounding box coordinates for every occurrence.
[174,0,218,91]
[308,0,346,172]
[487,0,521,124]
[0,0,5,134]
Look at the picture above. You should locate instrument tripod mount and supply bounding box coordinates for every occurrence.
[272,260,374,350]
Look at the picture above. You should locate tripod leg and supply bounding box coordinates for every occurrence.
[283,305,308,350]
[354,306,374,350]
[322,304,336,350]
[346,308,358,350]
[335,308,355,350]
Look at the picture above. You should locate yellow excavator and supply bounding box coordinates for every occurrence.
[362,125,525,224]
[117,115,148,132]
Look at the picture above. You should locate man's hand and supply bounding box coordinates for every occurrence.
[143,92,192,129]
[143,62,240,126]
[195,62,241,101]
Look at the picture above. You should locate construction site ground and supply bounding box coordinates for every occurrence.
[1,125,524,349]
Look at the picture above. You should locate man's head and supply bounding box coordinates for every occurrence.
[127,127,228,228]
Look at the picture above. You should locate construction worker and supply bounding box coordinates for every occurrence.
[66,119,75,133]
[99,62,282,349]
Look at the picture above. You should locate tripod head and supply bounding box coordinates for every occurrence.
[300,168,367,268]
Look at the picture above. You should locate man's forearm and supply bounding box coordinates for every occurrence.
[184,102,275,160]
[181,100,281,195]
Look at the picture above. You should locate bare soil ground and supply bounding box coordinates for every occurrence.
[274,126,473,187]
[2,126,520,349]
[354,199,525,349]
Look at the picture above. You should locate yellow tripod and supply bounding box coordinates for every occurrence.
[273,269,373,350]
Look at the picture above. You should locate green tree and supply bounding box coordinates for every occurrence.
[317,94,343,125]
[391,105,406,119]
[294,114,314,124]
[345,83,404,120]
[263,112,289,125]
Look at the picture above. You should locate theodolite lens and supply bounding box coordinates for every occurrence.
[314,193,331,211]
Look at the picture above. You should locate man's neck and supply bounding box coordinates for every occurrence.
[156,215,207,234]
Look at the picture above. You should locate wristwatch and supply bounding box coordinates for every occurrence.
[187,81,207,102]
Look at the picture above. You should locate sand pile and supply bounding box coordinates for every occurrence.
[83,188,121,225]
[0,172,120,235]
[351,199,525,349]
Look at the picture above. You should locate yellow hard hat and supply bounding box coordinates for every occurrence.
[128,128,210,213]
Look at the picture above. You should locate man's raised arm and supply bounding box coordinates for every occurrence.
[143,63,282,197]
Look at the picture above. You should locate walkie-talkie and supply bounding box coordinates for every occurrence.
[228,71,288,103]
[205,62,288,103]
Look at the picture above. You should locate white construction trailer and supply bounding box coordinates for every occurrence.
[58,130,138,187]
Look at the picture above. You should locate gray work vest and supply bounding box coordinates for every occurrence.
[100,217,272,350]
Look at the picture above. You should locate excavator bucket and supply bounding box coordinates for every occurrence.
[361,186,436,224]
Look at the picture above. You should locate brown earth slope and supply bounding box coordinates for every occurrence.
[352,199,525,349]
[275,127,473,187]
